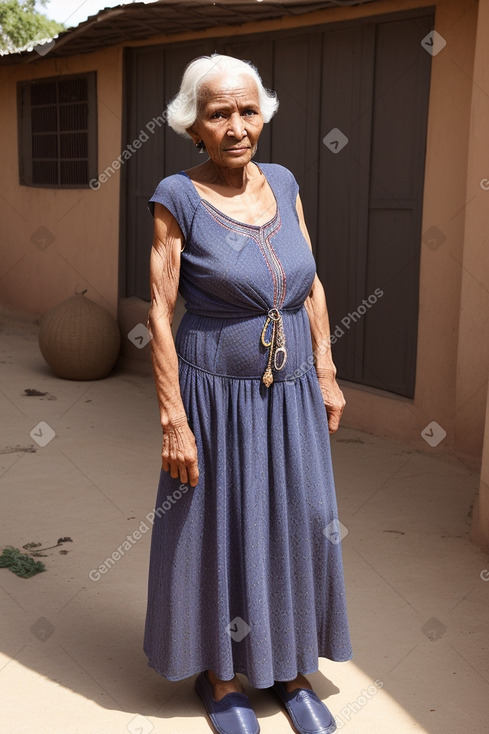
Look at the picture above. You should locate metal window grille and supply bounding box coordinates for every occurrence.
[18,72,97,188]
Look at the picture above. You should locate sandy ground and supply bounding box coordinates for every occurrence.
[1,310,488,734]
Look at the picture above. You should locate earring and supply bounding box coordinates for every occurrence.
[195,141,205,154]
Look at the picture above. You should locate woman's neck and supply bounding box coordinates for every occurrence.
[197,160,258,191]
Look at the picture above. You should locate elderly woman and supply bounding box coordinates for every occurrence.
[144,54,352,734]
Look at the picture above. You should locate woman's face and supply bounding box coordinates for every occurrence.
[187,73,264,168]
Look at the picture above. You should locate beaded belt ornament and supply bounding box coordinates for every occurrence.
[261,308,287,387]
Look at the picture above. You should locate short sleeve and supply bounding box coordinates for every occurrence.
[265,162,299,203]
[148,173,197,240]
[283,165,300,202]
[291,172,299,201]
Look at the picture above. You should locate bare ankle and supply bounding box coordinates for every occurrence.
[207,670,243,701]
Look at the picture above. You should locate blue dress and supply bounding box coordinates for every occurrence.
[144,162,352,688]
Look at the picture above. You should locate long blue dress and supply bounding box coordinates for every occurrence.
[143,162,352,688]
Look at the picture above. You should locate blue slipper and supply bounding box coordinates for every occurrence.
[272,682,336,734]
[194,671,260,734]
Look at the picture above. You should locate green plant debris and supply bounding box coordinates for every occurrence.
[0,537,73,577]
[23,537,72,553]
[0,546,46,578]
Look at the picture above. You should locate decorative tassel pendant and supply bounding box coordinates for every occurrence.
[261,308,287,387]
[262,367,274,387]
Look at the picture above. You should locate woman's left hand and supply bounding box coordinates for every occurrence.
[316,369,346,433]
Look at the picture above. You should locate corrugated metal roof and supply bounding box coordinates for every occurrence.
[0,0,376,64]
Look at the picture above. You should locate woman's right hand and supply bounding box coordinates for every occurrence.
[162,415,200,487]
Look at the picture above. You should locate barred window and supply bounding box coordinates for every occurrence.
[18,72,97,188]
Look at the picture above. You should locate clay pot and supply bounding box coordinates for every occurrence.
[39,291,121,380]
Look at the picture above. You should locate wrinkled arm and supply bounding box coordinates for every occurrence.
[296,193,346,433]
[147,202,199,485]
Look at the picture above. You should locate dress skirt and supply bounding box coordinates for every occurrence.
[143,308,352,689]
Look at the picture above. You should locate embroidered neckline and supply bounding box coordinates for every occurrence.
[200,198,278,231]
[181,162,278,231]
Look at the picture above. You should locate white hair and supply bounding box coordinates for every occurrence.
[166,53,279,138]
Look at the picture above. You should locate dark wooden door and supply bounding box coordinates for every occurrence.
[316,14,432,396]
[121,40,214,304]
[121,8,433,397]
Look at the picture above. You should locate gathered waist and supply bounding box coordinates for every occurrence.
[184,303,304,319]
[175,306,314,383]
